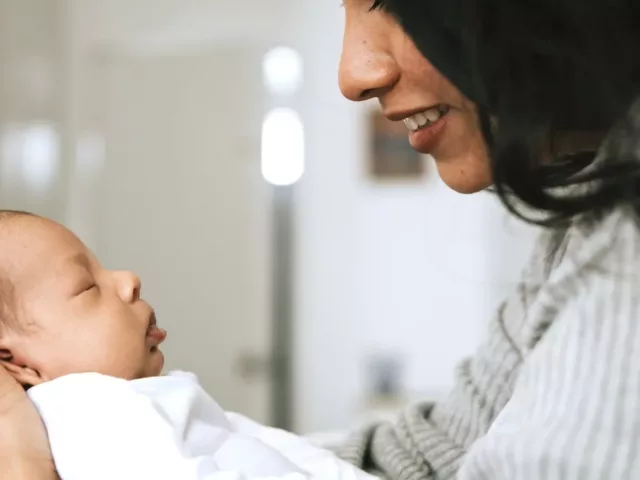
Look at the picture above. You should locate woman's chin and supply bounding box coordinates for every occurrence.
[434,156,493,194]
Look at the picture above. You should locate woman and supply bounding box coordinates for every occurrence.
[333,0,640,479]
[4,0,640,478]
[0,365,57,478]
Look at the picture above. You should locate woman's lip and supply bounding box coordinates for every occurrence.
[385,103,446,122]
[408,114,448,154]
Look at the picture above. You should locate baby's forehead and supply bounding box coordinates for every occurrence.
[0,216,87,288]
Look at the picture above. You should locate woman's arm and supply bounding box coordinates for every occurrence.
[458,214,640,479]
[335,282,542,477]
[332,229,564,480]
[0,367,57,480]
[0,456,58,480]
[335,209,640,480]
[333,303,529,479]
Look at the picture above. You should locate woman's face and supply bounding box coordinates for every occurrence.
[339,0,492,193]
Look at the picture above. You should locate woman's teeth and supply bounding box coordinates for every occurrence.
[403,106,448,132]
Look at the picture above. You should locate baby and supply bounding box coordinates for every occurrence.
[0,211,373,480]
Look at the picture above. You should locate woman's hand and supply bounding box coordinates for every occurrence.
[0,364,57,479]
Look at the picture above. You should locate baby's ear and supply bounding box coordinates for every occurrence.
[0,358,44,387]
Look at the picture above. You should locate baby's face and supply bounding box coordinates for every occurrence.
[0,215,166,385]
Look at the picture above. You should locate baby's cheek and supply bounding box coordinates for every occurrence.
[86,342,138,380]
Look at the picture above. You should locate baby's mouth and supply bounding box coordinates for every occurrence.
[146,311,167,351]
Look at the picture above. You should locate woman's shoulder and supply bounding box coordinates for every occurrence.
[534,205,640,289]
[503,206,640,357]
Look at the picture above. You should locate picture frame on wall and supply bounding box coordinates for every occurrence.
[368,108,425,181]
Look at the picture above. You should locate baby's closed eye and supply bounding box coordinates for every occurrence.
[72,281,97,297]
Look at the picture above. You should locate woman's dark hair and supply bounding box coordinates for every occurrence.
[372,0,640,227]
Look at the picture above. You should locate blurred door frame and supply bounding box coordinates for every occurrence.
[92,45,276,424]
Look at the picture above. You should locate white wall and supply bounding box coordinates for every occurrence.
[92,48,274,422]
[293,2,538,433]
[0,0,281,423]
[0,0,72,221]
[0,0,539,434]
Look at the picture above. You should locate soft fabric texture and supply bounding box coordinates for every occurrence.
[332,108,640,479]
[28,371,375,480]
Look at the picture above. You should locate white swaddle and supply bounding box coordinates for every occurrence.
[27,371,376,480]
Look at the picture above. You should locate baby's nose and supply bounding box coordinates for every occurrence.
[114,270,141,302]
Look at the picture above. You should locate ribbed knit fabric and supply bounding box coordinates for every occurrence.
[333,106,640,479]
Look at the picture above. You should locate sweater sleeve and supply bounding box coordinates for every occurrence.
[332,230,563,480]
[334,208,640,480]
[458,214,640,479]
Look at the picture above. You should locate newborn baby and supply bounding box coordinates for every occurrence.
[0,211,373,480]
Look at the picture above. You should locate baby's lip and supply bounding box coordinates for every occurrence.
[147,325,167,346]
[148,310,157,328]
[146,310,167,346]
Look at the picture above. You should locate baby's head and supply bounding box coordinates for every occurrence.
[0,211,166,387]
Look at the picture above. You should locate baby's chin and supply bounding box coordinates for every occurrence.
[145,349,165,377]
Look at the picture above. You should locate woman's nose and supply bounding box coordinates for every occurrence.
[339,27,399,102]
[115,271,141,303]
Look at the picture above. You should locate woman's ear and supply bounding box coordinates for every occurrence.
[0,354,44,387]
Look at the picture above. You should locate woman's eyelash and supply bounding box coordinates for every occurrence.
[338,1,386,11]
[370,0,387,11]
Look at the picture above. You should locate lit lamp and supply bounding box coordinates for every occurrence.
[261,47,304,186]
[261,47,303,430]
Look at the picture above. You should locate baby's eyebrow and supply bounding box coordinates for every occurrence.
[56,253,92,278]
[24,253,92,296]
[65,253,91,269]
[51,253,93,296]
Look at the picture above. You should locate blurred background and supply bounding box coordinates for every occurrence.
[0,0,538,434]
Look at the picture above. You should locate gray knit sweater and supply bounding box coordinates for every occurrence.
[333,113,640,479]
